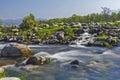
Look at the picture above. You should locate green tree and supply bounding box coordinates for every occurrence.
[101,7,111,22]
[117,11,120,21]
[111,12,117,22]
[20,13,38,30]
[0,18,2,26]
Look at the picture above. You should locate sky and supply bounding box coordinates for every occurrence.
[0,0,120,20]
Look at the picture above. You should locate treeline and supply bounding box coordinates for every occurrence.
[18,11,120,30]
[42,12,120,24]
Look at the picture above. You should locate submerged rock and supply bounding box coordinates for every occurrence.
[0,43,33,58]
[87,61,107,72]
[62,60,108,73]
[69,60,85,68]
[70,60,80,65]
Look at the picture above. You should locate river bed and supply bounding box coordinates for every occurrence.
[1,44,120,80]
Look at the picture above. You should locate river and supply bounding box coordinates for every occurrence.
[1,44,120,80]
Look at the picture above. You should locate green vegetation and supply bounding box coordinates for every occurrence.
[0,69,6,78]
[0,18,2,26]
[41,12,120,26]
[96,34,118,48]
[20,13,38,30]
[98,34,108,39]
[37,26,64,38]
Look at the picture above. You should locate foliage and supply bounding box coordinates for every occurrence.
[98,34,108,39]
[0,18,2,25]
[37,26,64,38]
[20,13,38,30]
[39,8,120,24]
[65,27,74,39]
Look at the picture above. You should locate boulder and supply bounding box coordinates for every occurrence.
[0,77,20,80]
[70,60,84,68]
[25,56,51,65]
[26,56,38,65]
[48,39,58,44]
[70,60,80,65]
[56,31,65,40]
[0,43,33,58]
[30,39,40,44]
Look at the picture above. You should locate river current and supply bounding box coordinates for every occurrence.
[1,44,120,80]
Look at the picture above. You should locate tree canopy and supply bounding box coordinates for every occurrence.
[20,8,120,28]
[0,18,2,26]
[40,11,120,24]
[20,13,38,30]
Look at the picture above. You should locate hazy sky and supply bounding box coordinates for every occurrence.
[0,0,120,20]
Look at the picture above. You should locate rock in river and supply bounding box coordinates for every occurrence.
[0,43,33,58]
[70,60,80,65]
[25,56,51,65]
[70,60,84,68]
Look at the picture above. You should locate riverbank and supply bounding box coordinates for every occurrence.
[0,24,120,48]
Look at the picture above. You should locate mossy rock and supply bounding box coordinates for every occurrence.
[103,42,112,48]
[110,38,118,46]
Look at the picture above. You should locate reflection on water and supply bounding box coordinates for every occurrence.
[1,44,120,80]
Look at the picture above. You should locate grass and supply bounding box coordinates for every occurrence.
[37,26,64,38]
[97,34,108,39]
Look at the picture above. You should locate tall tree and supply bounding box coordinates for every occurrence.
[101,7,111,22]
[117,11,120,21]
[20,13,38,29]
[111,12,117,22]
[0,18,2,26]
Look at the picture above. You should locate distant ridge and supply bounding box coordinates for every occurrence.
[2,19,22,25]
[2,18,46,25]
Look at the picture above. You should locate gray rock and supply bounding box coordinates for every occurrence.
[0,43,33,57]
[30,39,40,44]
[26,56,38,65]
[25,56,51,65]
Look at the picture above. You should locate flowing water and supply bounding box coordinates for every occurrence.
[1,44,120,80]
